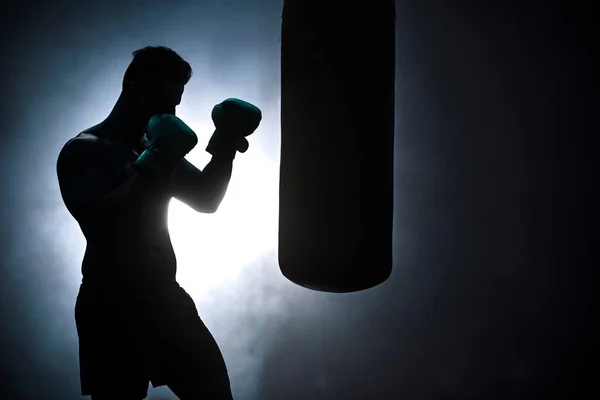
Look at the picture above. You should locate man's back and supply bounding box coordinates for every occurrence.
[57,125,177,288]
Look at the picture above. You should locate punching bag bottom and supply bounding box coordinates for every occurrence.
[278,252,393,293]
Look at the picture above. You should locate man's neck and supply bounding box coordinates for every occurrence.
[101,94,150,147]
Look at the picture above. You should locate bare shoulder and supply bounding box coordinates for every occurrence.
[62,131,102,150]
[57,131,110,173]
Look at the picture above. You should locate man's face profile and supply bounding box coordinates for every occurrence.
[131,80,185,116]
[150,81,185,116]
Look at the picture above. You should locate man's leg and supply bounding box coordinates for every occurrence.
[91,391,147,400]
[78,335,151,400]
[86,373,149,400]
[76,288,151,400]
[167,372,233,400]
[145,285,233,399]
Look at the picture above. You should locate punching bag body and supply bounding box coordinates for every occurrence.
[279,1,396,292]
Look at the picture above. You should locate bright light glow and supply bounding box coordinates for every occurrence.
[167,121,279,298]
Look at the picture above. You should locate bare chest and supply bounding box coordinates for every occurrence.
[99,138,137,179]
[100,138,172,211]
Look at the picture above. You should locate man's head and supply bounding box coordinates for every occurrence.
[122,46,193,116]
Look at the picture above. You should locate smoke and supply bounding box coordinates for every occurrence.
[2,1,594,399]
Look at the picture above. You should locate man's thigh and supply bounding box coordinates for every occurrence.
[82,363,150,400]
[90,388,149,400]
[168,372,234,400]
[146,286,232,398]
[76,292,151,399]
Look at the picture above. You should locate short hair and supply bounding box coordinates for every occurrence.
[122,46,193,90]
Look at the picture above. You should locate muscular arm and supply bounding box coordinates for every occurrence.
[56,136,167,220]
[170,154,234,213]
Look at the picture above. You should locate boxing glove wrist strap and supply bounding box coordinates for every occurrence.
[206,130,239,160]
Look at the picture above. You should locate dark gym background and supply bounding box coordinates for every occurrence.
[1,1,597,399]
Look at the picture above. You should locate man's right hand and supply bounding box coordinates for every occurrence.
[134,114,198,177]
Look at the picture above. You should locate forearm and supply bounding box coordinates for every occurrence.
[171,155,234,213]
[201,155,234,209]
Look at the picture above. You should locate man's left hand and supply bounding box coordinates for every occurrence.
[206,98,262,158]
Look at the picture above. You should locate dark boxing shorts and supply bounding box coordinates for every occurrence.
[75,281,230,399]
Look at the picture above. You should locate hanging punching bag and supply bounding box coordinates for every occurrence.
[278,1,396,293]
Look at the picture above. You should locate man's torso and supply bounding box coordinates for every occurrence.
[65,124,178,288]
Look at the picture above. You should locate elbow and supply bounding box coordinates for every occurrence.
[202,192,227,214]
[189,203,216,214]
[191,198,221,214]
[201,205,218,214]
[204,199,223,214]
[179,187,226,214]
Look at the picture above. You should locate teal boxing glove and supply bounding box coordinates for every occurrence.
[134,114,198,177]
[206,98,262,159]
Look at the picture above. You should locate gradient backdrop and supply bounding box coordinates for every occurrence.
[0,1,597,399]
